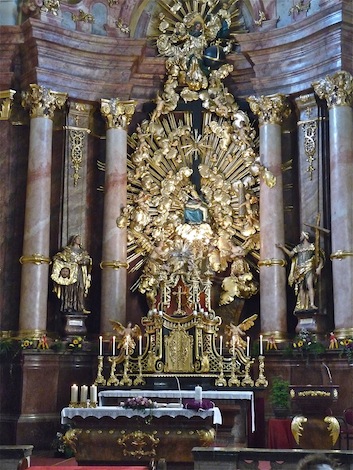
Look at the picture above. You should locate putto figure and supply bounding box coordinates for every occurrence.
[51,235,92,313]
[277,231,324,311]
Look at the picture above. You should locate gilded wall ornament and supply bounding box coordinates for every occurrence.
[313,71,353,108]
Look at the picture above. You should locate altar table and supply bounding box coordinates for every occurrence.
[61,406,221,465]
[99,389,255,431]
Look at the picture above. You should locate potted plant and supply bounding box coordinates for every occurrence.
[269,376,290,418]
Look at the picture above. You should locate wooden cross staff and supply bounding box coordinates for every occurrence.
[304,213,330,268]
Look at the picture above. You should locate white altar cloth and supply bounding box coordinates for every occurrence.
[99,389,254,431]
[61,406,222,425]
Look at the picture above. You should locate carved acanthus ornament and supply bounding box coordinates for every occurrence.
[0,90,16,121]
[247,94,291,126]
[313,71,353,108]
[21,84,67,119]
[296,94,318,180]
[72,9,94,23]
[100,99,136,130]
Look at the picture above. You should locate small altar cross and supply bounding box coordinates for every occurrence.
[172,285,188,315]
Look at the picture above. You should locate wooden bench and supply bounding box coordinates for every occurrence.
[0,445,33,470]
[192,447,353,470]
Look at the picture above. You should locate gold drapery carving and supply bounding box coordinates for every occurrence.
[21,84,67,119]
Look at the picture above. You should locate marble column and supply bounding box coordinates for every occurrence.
[100,98,136,335]
[313,71,353,338]
[248,94,290,341]
[19,85,67,337]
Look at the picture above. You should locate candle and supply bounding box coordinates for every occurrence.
[80,385,88,403]
[125,337,129,356]
[246,336,250,357]
[195,385,202,404]
[70,384,78,403]
[232,335,235,356]
[90,384,97,403]
[219,335,223,355]
[139,335,142,356]
[260,334,263,355]
[99,336,103,356]
[112,336,116,356]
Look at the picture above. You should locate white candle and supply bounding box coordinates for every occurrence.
[219,335,223,355]
[232,335,235,356]
[90,384,97,403]
[112,336,116,356]
[195,385,202,404]
[70,384,78,403]
[139,335,142,356]
[246,336,250,357]
[99,336,103,356]
[80,385,88,403]
[260,335,263,355]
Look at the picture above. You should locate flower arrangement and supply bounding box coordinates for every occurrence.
[67,336,84,351]
[285,329,325,360]
[339,338,353,363]
[123,396,155,409]
[21,338,35,350]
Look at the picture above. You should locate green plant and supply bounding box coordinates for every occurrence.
[269,376,290,411]
[339,337,353,363]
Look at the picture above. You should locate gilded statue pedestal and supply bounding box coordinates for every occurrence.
[290,385,340,449]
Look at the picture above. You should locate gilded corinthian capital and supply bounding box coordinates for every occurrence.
[313,71,353,109]
[100,98,136,130]
[247,94,290,126]
[21,84,67,119]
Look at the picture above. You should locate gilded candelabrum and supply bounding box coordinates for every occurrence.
[107,356,120,386]
[120,354,132,386]
[255,355,268,387]
[215,358,227,387]
[241,358,254,387]
[94,355,106,386]
[228,355,241,387]
[133,356,146,386]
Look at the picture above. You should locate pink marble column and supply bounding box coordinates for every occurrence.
[100,99,136,335]
[248,94,290,341]
[313,71,353,338]
[19,84,67,337]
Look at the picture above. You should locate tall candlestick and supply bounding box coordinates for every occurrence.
[70,384,78,403]
[246,336,250,357]
[112,336,116,356]
[232,335,235,356]
[219,335,223,355]
[259,335,263,355]
[139,335,142,356]
[80,385,88,403]
[99,336,103,356]
[90,384,97,403]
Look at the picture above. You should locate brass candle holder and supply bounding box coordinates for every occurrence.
[255,355,268,387]
[133,356,146,386]
[241,358,254,387]
[228,355,241,387]
[120,354,132,386]
[107,356,119,386]
[215,358,227,387]
[94,355,106,386]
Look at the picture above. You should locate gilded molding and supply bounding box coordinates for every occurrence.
[21,84,67,120]
[258,258,287,267]
[100,260,129,269]
[100,98,136,130]
[19,254,51,265]
[247,94,290,126]
[313,71,353,109]
[330,250,353,260]
[0,90,16,121]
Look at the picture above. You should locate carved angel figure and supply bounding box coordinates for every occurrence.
[225,314,258,350]
[110,321,142,355]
